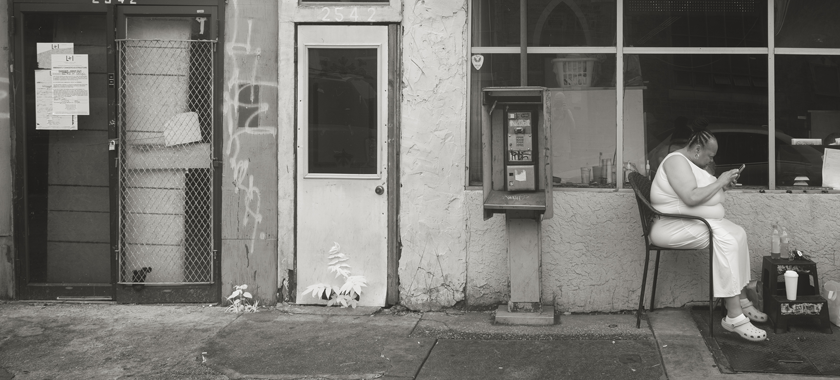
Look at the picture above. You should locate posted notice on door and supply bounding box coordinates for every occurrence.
[51,54,90,116]
[35,70,77,130]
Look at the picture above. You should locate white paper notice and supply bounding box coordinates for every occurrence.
[822,149,840,189]
[36,43,73,69]
[35,70,77,130]
[51,54,90,115]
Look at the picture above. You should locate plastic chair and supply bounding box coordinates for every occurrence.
[627,171,716,336]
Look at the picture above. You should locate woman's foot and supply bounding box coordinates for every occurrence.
[739,298,767,323]
[721,314,767,342]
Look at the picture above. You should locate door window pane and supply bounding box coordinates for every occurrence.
[23,13,110,283]
[624,0,766,48]
[776,0,840,48]
[775,55,840,188]
[526,0,616,47]
[308,48,378,175]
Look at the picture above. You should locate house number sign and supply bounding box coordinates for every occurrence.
[320,7,378,22]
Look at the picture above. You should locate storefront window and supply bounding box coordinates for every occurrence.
[640,54,768,185]
[775,0,840,49]
[469,0,617,187]
[469,0,840,190]
[624,0,766,48]
[775,55,840,188]
[526,0,616,47]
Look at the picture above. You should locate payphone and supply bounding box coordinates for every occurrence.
[480,87,554,325]
[505,109,538,191]
[480,87,553,220]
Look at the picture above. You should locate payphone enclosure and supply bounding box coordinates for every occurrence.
[481,87,553,220]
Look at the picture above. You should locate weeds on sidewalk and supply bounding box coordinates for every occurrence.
[225,284,259,313]
[303,242,368,308]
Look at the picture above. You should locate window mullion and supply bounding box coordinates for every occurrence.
[767,0,776,189]
[520,0,527,85]
[615,0,624,189]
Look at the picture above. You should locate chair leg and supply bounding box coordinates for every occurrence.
[650,250,662,311]
[637,249,652,329]
[709,249,715,337]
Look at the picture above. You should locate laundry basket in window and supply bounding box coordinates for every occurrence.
[552,58,596,88]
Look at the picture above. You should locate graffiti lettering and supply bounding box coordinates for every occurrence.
[225,0,278,263]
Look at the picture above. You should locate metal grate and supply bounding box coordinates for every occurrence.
[117,39,215,284]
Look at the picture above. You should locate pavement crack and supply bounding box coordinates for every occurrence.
[412,339,437,379]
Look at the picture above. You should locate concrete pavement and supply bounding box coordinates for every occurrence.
[0,301,830,379]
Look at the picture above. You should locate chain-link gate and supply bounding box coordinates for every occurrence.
[117,39,215,284]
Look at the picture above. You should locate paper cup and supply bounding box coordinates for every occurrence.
[784,270,799,301]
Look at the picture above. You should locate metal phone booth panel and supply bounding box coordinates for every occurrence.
[481,87,554,325]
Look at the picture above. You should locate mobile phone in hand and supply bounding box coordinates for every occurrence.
[738,164,745,174]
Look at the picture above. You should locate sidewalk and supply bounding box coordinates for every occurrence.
[0,301,827,380]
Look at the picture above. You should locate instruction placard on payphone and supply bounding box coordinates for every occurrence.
[506,110,537,191]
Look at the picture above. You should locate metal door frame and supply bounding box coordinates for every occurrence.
[11,3,117,300]
[10,0,224,303]
[114,4,223,303]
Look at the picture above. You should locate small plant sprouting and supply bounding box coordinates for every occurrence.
[303,242,368,308]
[225,284,259,313]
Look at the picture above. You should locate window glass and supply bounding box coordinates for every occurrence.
[624,0,766,48]
[469,54,521,184]
[775,55,840,188]
[526,0,616,47]
[300,0,388,2]
[641,54,768,186]
[472,0,521,47]
[776,0,840,48]
[307,48,378,175]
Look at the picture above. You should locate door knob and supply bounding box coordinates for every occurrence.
[375,186,384,195]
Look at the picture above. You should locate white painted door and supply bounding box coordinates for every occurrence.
[296,26,388,307]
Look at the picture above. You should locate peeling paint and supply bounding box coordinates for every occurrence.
[398,0,469,311]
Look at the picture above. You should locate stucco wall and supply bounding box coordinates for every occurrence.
[465,190,840,312]
[397,0,470,310]
[221,0,279,305]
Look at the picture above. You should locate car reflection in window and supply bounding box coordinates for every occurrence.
[649,125,824,187]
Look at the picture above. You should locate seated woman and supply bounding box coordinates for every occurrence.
[649,129,767,342]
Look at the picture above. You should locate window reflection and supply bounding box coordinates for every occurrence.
[624,0,766,48]
[526,0,616,47]
[472,0,521,47]
[776,55,840,188]
[469,54,521,184]
[776,0,840,48]
[640,54,768,185]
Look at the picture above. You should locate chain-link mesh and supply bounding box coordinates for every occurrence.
[117,39,215,284]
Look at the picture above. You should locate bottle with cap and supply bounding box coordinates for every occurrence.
[770,223,781,259]
[780,226,790,259]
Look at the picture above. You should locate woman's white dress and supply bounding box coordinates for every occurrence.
[649,152,750,298]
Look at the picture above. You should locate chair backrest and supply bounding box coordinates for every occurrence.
[628,171,657,239]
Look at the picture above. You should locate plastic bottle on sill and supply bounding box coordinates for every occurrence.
[770,223,781,259]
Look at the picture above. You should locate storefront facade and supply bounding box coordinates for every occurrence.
[1,0,839,313]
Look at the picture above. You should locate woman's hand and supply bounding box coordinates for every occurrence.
[719,169,740,190]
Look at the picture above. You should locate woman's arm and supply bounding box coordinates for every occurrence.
[663,155,737,206]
